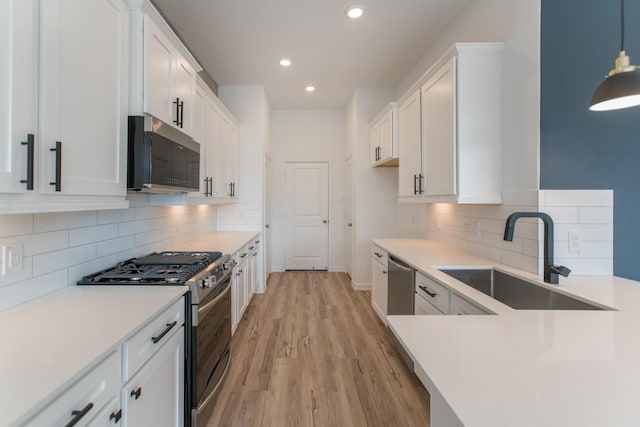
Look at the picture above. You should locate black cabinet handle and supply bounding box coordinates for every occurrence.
[110,409,122,423]
[173,97,181,127]
[203,178,209,196]
[418,173,424,194]
[419,285,437,298]
[179,99,184,128]
[130,387,142,400]
[413,174,417,195]
[248,246,255,250]
[65,402,94,427]
[208,177,213,196]
[151,321,177,344]
[49,141,61,192]
[255,240,260,244]
[20,134,34,190]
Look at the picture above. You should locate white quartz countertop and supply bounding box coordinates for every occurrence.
[373,238,640,427]
[0,285,186,427]
[174,231,259,255]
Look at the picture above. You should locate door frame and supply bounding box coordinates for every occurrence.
[282,160,331,271]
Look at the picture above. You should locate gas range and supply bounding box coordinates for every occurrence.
[78,251,235,304]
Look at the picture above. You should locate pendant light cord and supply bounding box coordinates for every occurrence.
[621,0,625,51]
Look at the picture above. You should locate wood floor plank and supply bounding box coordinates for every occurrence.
[205,271,430,427]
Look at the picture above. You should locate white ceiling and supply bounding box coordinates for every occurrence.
[151,0,471,110]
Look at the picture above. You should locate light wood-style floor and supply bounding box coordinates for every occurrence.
[207,271,430,427]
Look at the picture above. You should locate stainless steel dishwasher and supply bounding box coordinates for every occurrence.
[387,255,415,315]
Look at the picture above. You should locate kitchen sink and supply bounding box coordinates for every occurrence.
[438,268,609,310]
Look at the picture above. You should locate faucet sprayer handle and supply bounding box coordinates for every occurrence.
[550,265,571,277]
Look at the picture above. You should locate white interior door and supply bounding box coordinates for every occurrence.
[344,155,353,279]
[284,162,329,270]
[264,155,272,277]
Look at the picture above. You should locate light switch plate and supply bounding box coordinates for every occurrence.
[568,230,582,253]
[2,244,23,276]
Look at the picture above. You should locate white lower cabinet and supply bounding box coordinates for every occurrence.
[450,293,490,315]
[121,328,184,427]
[87,398,122,427]
[25,350,120,427]
[414,293,444,315]
[371,245,388,324]
[25,296,186,427]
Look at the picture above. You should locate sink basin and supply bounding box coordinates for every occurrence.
[438,268,608,310]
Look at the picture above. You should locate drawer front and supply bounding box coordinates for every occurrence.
[123,297,184,380]
[238,244,250,263]
[25,350,120,427]
[414,293,444,315]
[415,271,450,314]
[371,246,388,268]
[450,293,489,315]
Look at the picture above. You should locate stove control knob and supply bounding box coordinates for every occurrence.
[199,279,207,288]
[210,276,217,285]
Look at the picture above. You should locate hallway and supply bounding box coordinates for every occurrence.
[207,271,430,426]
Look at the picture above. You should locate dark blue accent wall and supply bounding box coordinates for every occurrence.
[541,0,640,280]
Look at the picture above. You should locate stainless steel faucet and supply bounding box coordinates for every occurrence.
[503,212,571,285]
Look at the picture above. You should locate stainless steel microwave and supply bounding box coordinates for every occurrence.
[127,116,200,193]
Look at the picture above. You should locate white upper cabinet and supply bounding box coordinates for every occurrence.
[40,0,129,197]
[398,90,422,197]
[0,0,38,195]
[0,0,130,212]
[142,16,196,138]
[369,103,398,167]
[219,114,239,200]
[398,43,504,204]
[186,76,238,204]
[421,58,456,197]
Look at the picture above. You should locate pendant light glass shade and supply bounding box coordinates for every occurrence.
[590,0,640,111]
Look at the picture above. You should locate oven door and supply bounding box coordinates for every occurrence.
[194,276,231,417]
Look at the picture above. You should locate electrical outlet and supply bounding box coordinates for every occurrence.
[568,230,582,253]
[2,244,23,276]
[463,221,480,237]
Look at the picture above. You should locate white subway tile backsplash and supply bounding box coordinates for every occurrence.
[20,231,69,257]
[96,236,136,258]
[0,269,68,311]
[0,203,219,311]
[0,214,33,237]
[34,211,97,232]
[424,189,613,276]
[69,224,118,247]
[97,208,136,225]
[33,244,97,276]
[556,224,613,242]
[540,189,613,207]
[539,207,579,224]
[579,207,614,224]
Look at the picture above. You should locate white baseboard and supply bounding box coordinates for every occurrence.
[352,281,372,291]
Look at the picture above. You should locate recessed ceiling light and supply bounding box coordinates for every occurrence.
[279,58,292,67]
[305,86,316,92]
[345,5,364,19]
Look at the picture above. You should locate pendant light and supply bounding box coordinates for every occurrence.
[590,0,640,111]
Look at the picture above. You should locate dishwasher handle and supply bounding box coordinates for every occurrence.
[388,256,412,272]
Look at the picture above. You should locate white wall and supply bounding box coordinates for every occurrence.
[0,195,217,310]
[270,110,345,272]
[217,85,270,232]
[346,88,427,289]
[397,0,542,273]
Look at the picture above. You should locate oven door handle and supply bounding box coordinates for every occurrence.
[197,279,232,315]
